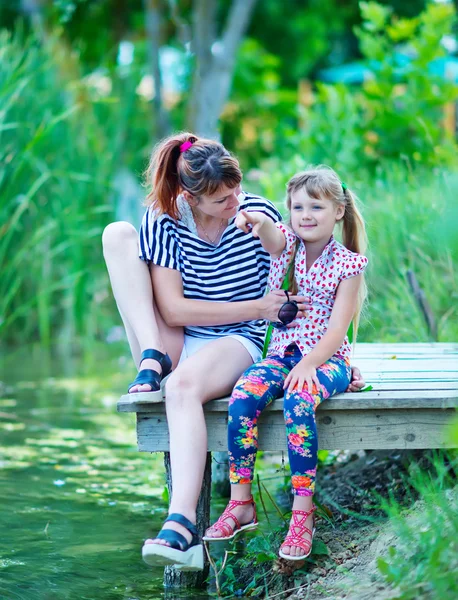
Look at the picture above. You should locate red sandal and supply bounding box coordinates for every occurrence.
[203,496,258,542]
[279,505,316,561]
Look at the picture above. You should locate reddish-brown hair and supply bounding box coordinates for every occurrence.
[144,132,242,221]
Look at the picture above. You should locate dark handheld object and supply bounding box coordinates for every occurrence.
[273,290,298,328]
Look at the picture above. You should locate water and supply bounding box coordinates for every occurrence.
[0,346,211,600]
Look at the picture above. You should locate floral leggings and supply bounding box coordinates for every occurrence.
[228,344,351,496]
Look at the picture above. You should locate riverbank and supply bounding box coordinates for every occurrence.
[215,448,457,599]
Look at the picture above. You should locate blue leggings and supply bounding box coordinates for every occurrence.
[228,344,351,496]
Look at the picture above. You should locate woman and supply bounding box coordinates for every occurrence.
[102,132,365,571]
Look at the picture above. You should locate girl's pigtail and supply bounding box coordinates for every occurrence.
[342,188,367,255]
[144,132,198,221]
[342,187,368,343]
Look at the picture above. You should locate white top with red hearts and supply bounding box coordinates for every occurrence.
[267,222,368,359]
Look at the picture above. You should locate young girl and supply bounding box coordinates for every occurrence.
[203,166,368,560]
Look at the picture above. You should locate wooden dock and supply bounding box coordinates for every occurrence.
[118,343,458,451]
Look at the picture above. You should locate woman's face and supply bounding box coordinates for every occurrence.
[187,184,242,219]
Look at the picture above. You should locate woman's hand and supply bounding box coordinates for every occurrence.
[235,210,267,237]
[284,359,320,394]
[257,290,311,322]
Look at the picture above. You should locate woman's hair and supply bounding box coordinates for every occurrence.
[144,132,242,220]
[285,165,368,342]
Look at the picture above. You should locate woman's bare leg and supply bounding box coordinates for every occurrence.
[102,222,183,390]
[145,337,254,546]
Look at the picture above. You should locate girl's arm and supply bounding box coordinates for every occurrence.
[284,275,362,392]
[235,210,286,257]
[151,265,308,327]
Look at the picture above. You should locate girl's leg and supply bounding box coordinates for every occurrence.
[205,356,290,538]
[145,337,254,547]
[102,222,183,389]
[282,356,351,557]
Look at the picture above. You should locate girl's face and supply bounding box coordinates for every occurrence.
[290,188,344,243]
[185,184,242,219]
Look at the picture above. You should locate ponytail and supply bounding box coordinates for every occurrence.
[144,131,242,221]
[341,187,367,343]
[341,188,367,256]
[144,133,197,221]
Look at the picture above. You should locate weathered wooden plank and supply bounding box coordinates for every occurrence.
[351,360,458,370]
[354,343,457,353]
[205,392,458,411]
[351,381,458,390]
[354,348,457,354]
[118,390,458,413]
[360,373,458,380]
[136,408,457,451]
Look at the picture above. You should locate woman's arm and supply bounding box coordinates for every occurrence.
[235,210,286,257]
[151,265,308,327]
[284,275,362,392]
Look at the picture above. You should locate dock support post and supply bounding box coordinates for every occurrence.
[163,451,212,590]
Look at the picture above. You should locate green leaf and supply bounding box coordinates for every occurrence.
[311,539,329,555]
[255,551,276,564]
[377,557,390,575]
[161,485,169,503]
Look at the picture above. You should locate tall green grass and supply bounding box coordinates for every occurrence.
[0,30,116,348]
[377,453,458,599]
[259,158,458,342]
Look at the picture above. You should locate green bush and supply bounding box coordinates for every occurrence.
[0,30,116,347]
[377,455,458,599]
[293,1,458,171]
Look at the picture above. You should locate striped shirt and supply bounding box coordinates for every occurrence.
[139,192,282,350]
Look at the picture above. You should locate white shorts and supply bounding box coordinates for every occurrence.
[133,334,262,403]
[179,334,262,364]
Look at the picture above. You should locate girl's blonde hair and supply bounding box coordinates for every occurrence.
[144,132,242,221]
[286,165,368,342]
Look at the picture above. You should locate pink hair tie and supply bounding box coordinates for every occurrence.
[179,141,193,153]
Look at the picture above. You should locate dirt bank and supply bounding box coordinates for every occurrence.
[273,449,451,600]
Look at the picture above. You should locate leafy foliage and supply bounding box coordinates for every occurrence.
[287,1,458,171]
[0,30,116,346]
[376,455,458,599]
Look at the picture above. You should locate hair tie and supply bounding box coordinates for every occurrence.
[179,141,193,153]
[341,181,347,192]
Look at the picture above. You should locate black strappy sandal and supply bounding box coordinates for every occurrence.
[128,349,172,395]
[142,513,203,571]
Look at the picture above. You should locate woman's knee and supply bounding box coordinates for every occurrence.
[165,368,201,409]
[102,221,137,256]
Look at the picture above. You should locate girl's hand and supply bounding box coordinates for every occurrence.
[346,365,366,392]
[258,290,311,322]
[284,359,320,394]
[235,210,266,238]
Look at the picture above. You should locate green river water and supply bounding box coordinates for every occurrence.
[0,346,213,600]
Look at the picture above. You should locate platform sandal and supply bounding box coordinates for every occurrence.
[142,513,203,571]
[128,349,172,398]
[202,496,258,542]
[279,505,316,561]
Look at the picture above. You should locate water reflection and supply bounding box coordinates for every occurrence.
[0,348,209,600]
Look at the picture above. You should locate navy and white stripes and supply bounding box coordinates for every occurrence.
[139,193,282,350]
